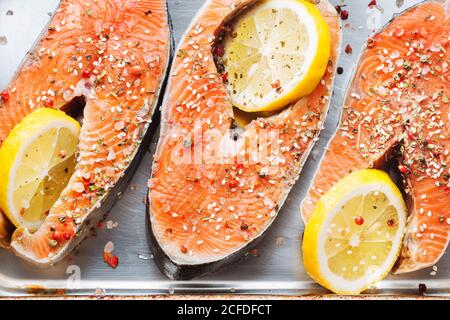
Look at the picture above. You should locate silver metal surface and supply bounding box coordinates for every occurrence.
[0,0,448,297]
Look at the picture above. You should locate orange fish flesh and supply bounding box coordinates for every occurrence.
[301,0,450,274]
[148,0,341,279]
[0,0,171,266]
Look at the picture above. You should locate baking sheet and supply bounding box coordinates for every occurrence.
[0,0,449,296]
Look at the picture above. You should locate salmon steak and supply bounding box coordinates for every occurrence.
[301,0,450,274]
[0,0,171,265]
[148,0,341,279]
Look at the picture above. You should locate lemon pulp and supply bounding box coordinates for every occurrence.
[0,108,80,231]
[303,169,407,295]
[222,0,331,113]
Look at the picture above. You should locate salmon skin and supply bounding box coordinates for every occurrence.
[148,0,341,280]
[0,213,13,249]
[301,0,450,274]
[0,0,171,266]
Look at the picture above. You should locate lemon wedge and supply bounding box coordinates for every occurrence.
[222,0,331,112]
[0,108,80,231]
[302,169,407,295]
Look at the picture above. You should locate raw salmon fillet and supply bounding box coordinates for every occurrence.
[301,0,450,274]
[0,0,170,265]
[148,0,341,279]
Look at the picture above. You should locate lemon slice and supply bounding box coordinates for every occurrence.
[0,108,80,231]
[222,0,331,112]
[302,169,407,295]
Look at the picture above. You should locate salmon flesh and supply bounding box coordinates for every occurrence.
[148,0,341,279]
[301,0,450,274]
[0,0,171,265]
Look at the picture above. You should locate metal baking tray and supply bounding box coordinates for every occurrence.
[0,0,449,297]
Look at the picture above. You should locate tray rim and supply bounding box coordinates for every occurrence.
[1,294,449,300]
[1,0,449,298]
[1,277,450,297]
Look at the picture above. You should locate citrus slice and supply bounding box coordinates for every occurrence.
[0,108,80,231]
[302,169,407,295]
[222,0,331,112]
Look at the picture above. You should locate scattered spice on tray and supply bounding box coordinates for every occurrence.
[430,265,438,276]
[104,241,114,253]
[55,289,66,295]
[275,237,284,246]
[418,283,427,295]
[340,9,349,20]
[106,220,119,230]
[138,253,154,260]
[103,241,119,269]
[103,252,119,269]
[95,288,106,296]
[345,44,353,55]
[249,248,260,257]
[0,36,7,46]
